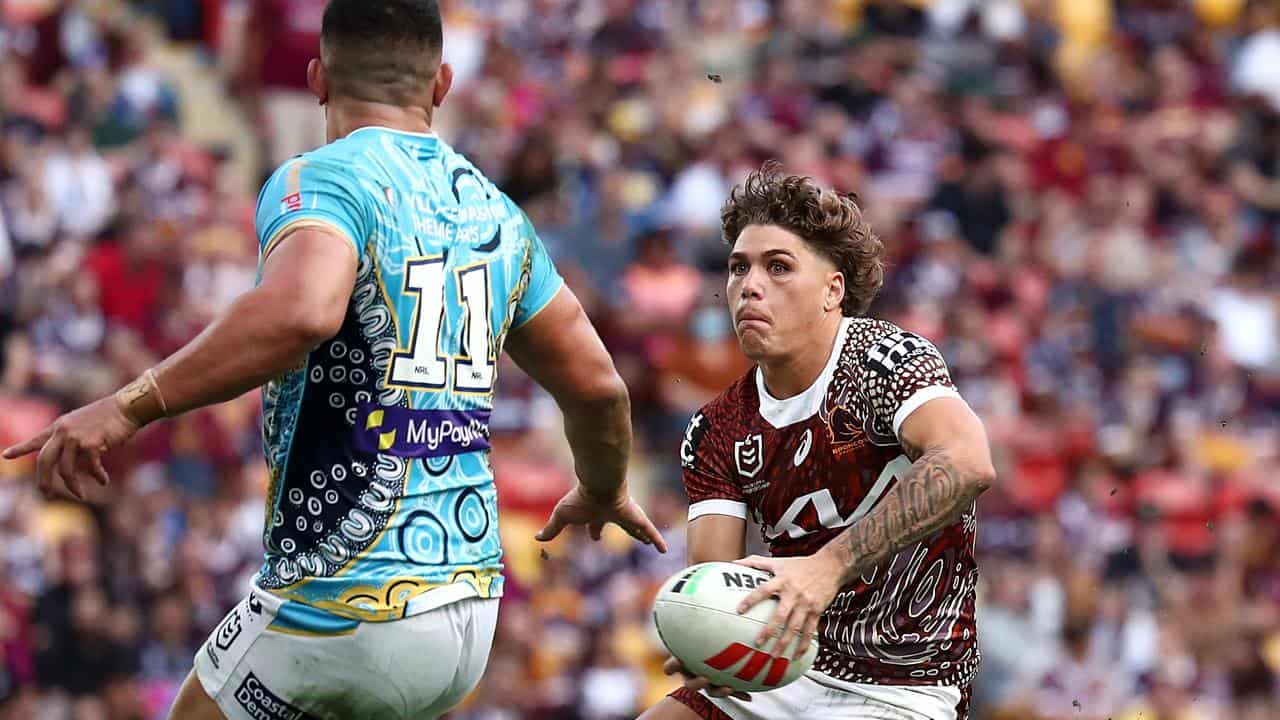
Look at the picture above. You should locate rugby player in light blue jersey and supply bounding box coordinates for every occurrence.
[2,1,666,717]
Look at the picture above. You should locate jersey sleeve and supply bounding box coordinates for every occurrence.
[510,207,564,330]
[255,157,371,263]
[855,322,961,441]
[679,407,747,521]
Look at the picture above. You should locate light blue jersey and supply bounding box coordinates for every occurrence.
[250,127,562,631]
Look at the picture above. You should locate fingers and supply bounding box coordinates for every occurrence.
[795,611,821,658]
[770,603,805,659]
[734,555,778,573]
[36,429,66,499]
[737,577,779,615]
[2,425,54,460]
[534,512,566,542]
[666,657,751,703]
[705,685,731,698]
[682,675,710,692]
[621,504,668,553]
[756,589,792,650]
[705,685,751,702]
[57,440,84,501]
[662,657,686,676]
[87,451,110,487]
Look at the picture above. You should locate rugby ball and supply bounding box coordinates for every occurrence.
[652,561,818,692]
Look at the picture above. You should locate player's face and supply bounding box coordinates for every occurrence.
[726,224,843,361]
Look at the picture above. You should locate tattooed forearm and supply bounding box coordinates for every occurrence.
[824,445,987,584]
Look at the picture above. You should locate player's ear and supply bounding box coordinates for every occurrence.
[307,58,328,106]
[825,271,845,314]
[432,63,454,108]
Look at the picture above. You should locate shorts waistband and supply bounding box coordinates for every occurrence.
[253,580,483,634]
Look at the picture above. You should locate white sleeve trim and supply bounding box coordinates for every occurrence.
[892,385,963,438]
[688,499,748,521]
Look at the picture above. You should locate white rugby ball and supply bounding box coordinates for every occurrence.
[652,561,818,692]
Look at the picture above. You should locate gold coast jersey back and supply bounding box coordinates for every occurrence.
[251,127,563,629]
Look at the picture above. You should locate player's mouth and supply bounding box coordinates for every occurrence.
[735,309,770,329]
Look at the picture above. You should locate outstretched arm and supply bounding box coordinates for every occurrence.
[140,229,357,418]
[506,286,666,552]
[2,229,357,499]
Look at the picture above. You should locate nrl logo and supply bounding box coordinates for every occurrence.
[734,433,764,478]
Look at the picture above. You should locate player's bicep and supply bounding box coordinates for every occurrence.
[505,285,623,405]
[687,514,747,565]
[897,396,995,483]
[257,227,358,342]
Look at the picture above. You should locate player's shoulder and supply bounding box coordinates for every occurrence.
[679,367,758,471]
[701,366,760,425]
[839,316,947,377]
[302,133,384,174]
[438,142,515,205]
[260,142,365,193]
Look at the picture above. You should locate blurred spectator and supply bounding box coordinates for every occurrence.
[233,0,328,176]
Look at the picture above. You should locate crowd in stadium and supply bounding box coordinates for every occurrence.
[0,0,1277,718]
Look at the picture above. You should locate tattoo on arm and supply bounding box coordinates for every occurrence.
[826,444,981,583]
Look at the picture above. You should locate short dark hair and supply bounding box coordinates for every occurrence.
[721,162,885,317]
[321,0,443,105]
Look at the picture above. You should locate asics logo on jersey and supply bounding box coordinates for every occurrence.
[734,433,764,478]
[793,428,813,466]
[703,642,790,687]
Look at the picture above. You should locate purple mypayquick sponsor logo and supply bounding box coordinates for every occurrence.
[353,404,491,458]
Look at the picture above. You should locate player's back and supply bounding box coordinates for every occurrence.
[250,127,563,626]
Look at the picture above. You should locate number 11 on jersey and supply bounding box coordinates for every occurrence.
[388,257,495,393]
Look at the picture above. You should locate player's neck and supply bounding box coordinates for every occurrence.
[757,313,843,400]
[326,100,434,142]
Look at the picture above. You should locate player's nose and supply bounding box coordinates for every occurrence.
[738,266,765,299]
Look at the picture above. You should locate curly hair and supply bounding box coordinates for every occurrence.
[720,161,884,317]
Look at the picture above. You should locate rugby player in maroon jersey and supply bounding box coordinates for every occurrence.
[640,164,996,720]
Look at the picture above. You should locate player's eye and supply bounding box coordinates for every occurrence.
[769,261,789,275]
[729,261,748,276]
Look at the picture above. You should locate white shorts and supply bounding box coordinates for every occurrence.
[680,672,963,720]
[193,587,498,720]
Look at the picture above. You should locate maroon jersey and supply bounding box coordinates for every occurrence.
[680,317,980,689]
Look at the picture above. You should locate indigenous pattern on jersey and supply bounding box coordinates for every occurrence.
[251,127,563,626]
[679,317,979,695]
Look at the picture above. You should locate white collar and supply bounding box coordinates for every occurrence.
[347,125,438,139]
[755,317,851,428]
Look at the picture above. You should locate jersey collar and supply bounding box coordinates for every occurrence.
[755,317,851,429]
[347,125,438,139]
